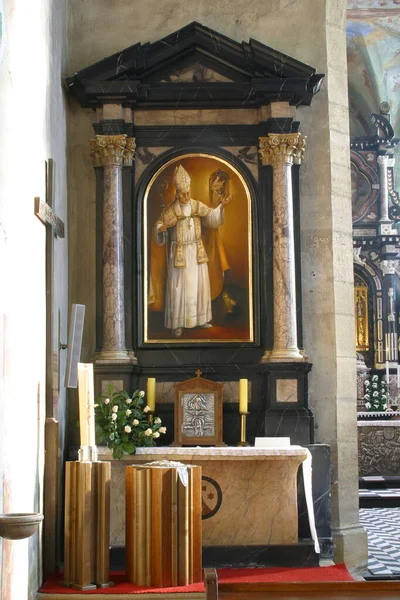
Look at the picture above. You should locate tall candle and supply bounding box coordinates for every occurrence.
[147,378,156,412]
[78,363,96,448]
[397,364,400,389]
[386,361,389,385]
[239,379,248,413]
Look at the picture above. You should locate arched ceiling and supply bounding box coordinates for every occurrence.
[347,1,400,137]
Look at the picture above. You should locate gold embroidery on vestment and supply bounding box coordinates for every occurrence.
[159,200,211,268]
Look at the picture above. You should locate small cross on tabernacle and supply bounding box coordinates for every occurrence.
[195,369,202,378]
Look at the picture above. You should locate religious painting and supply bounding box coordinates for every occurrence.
[144,154,253,343]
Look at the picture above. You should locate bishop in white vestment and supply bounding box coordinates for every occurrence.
[152,165,230,337]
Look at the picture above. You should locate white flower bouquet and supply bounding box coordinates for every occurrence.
[363,375,388,412]
[94,385,166,459]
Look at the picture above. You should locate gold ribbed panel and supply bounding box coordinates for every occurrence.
[64,461,112,590]
[126,465,202,587]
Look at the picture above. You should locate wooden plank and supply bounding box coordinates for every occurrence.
[125,466,134,582]
[34,199,65,238]
[190,466,202,584]
[217,580,400,593]
[75,463,94,589]
[150,468,163,588]
[145,467,152,587]
[162,469,173,588]
[94,461,111,585]
[204,568,218,600]
[170,469,178,587]
[135,468,146,585]
[63,462,75,585]
[44,418,59,578]
[178,470,190,586]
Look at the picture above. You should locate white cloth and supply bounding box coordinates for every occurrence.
[301,448,320,554]
[291,445,320,554]
[155,200,224,330]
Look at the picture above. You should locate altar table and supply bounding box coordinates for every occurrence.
[97,446,308,547]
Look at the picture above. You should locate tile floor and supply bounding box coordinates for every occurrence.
[359,507,400,577]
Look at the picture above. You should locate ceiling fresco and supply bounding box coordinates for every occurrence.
[347,1,400,136]
[347,0,400,182]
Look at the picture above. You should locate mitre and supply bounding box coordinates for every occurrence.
[173,165,191,192]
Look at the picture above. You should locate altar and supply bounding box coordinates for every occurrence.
[97,446,309,548]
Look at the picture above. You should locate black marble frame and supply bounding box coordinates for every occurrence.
[91,120,314,447]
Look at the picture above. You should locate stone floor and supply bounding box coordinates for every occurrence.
[360,507,400,578]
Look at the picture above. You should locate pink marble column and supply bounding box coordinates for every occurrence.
[259,133,306,362]
[90,135,136,362]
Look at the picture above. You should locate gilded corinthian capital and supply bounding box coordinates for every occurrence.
[259,133,306,167]
[89,135,136,167]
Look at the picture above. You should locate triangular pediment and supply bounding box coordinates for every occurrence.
[154,61,234,84]
[68,22,324,109]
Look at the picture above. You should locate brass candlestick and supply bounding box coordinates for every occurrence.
[237,412,249,446]
[147,411,154,425]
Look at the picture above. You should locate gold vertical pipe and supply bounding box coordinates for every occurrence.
[151,468,163,587]
[188,468,193,583]
[94,462,111,586]
[145,467,152,586]
[74,463,96,590]
[178,471,190,586]
[135,468,146,585]
[191,466,203,584]
[162,468,172,587]
[44,418,59,578]
[125,466,134,582]
[64,462,75,585]
[170,468,178,587]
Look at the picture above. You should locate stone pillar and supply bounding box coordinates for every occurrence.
[259,133,306,362]
[90,134,136,363]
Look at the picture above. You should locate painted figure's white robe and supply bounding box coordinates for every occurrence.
[154,199,224,331]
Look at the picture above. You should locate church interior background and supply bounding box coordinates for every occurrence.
[1,0,400,597]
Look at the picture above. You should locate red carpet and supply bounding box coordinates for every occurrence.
[39,564,354,594]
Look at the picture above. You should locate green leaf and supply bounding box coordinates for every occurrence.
[113,445,124,460]
[122,441,135,454]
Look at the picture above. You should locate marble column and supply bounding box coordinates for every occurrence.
[378,154,390,223]
[90,134,136,363]
[259,133,306,362]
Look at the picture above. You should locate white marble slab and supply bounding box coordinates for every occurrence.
[358,420,400,427]
[97,445,308,461]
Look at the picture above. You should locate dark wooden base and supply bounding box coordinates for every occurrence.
[204,570,400,600]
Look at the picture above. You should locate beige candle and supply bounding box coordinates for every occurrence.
[78,363,96,447]
[147,378,156,412]
[239,379,248,413]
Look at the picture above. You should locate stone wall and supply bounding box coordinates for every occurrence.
[0,1,68,597]
[358,421,400,476]
[67,0,367,567]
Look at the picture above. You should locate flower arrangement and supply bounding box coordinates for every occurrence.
[363,374,388,412]
[94,385,166,459]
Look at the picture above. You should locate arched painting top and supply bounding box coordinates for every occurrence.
[143,153,254,344]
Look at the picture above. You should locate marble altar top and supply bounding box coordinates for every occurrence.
[97,446,308,461]
[358,419,400,427]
